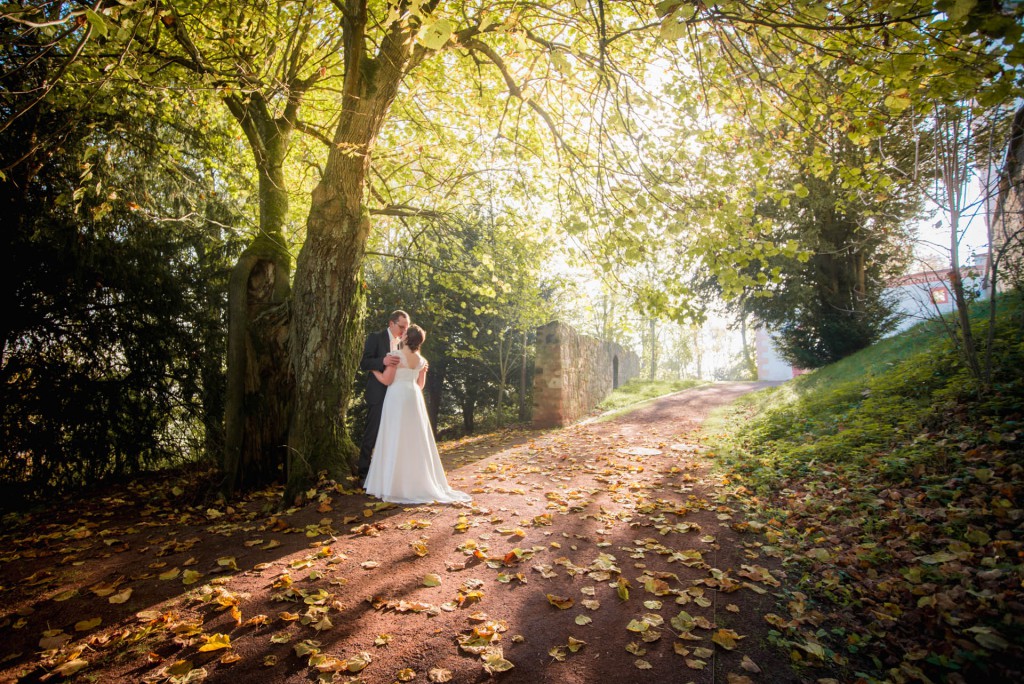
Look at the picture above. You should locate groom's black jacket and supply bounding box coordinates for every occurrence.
[360,329,391,405]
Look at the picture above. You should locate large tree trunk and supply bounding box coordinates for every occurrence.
[222,93,297,495]
[223,244,292,495]
[284,20,415,502]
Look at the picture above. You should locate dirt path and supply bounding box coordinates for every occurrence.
[0,382,806,684]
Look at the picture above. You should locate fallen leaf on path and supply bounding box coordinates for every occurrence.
[75,617,101,631]
[546,593,574,609]
[109,587,132,604]
[51,658,89,677]
[198,633,231,652]
[712,628,745,650]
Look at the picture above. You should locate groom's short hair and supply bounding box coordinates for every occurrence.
[389,310,409,324]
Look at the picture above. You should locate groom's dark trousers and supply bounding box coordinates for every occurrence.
[357,329,391,480]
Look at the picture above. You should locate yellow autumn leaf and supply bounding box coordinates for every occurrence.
[626,619,650,632]
[310,654,345,672]
[109,587,132,604]
[52,588,78,602]
[182,569,203,585]
[482,650,514,673]
[159,568,181,580]
[546,593,574,609]
[75,617,102,631]
[198,633,232,652]
[422,573,442,587]
[567,636,586,653]
[220,652,242,664]
[52,658,89,676]
[634,659,652,669]
[712,628,745,650]
[166,660,193,676]
[397,668,416,681]
[217,557,239,571]
[344,651,371,672]
[574,614,592,626]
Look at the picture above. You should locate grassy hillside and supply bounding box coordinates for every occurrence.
[704,292,1024,682]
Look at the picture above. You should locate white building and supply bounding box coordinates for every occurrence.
[755,254,990,381]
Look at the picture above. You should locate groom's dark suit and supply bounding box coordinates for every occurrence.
[356,328,393,479]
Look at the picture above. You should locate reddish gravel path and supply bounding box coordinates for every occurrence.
[0,381,807,684]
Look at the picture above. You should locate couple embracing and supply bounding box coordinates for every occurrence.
[355,310,470,505]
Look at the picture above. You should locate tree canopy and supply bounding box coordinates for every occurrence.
[2,0,1022,500]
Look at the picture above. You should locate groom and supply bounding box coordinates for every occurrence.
[355,309,409,483]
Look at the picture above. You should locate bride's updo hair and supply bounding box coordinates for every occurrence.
[404,324,425,351]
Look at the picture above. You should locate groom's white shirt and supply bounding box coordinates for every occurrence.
[388,328,398,352]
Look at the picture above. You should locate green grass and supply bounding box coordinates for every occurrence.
[702,291,1024,682]
[596,378,704,414]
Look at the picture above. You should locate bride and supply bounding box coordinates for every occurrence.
[363,324,471,505]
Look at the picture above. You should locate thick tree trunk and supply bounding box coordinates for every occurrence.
[284,20,414,502]
[222,94,295,496]
[285,199,367,500]
[223,246,292,495]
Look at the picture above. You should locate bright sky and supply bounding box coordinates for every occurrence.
[911,175,992,271]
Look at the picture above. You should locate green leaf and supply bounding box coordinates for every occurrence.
[83,9,108,38]
[417,19,452,51]
[949,0,977,21]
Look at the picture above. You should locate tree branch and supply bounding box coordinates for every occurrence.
[462,37,568,152]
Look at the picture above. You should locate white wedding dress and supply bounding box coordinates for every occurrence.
[363,352,471,505]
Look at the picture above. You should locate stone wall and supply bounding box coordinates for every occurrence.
[532,321,641,428]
